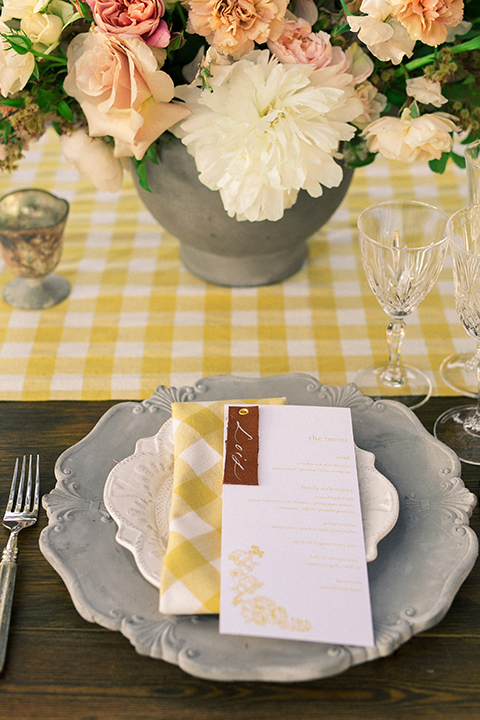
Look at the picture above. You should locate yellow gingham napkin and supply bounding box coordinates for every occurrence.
[159,397,285,615]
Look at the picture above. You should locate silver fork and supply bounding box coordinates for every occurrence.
[0,456,40,672]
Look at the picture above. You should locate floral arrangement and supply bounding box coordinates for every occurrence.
[0,0,479,222]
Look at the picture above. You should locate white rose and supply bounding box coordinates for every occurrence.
[60,129,124,192]
[406,77,447,107]
[0,0,47,22]
[362,107,459,162]
[0,21,35,96]
[21,10,63,50]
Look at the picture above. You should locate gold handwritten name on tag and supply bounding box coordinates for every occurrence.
[224,406,259,486]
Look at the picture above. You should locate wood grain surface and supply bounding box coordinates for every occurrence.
[0,398,478,720]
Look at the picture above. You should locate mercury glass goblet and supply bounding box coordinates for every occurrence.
[355,200,448,409]
[434,205,480,464]
[0,188,70,310]
[440,139,480,398]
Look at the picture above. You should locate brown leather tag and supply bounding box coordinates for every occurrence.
[223,405,259,486]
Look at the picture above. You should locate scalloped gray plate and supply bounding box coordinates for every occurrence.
[39,374,478,682]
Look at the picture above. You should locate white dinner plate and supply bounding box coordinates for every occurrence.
[103,417,399,588]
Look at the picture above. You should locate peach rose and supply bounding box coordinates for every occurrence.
[87,0,170,48]
[64,31,190,159]
[363,107,459,162]
[187,0,288,59]
[392,0,464,46]
[267,18,347,69]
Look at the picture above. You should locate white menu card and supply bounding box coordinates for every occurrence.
[219,404,375,647]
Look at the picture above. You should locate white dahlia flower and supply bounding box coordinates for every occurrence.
[173,50,363,222]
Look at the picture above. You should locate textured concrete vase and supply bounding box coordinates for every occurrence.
[132,138,354,287]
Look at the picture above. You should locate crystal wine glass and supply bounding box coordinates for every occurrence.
[440,139,480,397]
[434,204,480,464]
[355,200,448,409]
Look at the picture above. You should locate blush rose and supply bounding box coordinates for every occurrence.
[64,31,190,160]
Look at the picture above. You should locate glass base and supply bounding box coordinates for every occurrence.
[434,404,480,465]
[439,352,477,399]
[354,363,432,409]
[4,273,70,310]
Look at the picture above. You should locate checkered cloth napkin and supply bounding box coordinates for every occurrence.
[159,397,285,615]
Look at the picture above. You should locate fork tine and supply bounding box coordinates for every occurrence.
[14,456,27,513]
[24,455,34,511]
[6,458,19,513]
[33,455,40,514]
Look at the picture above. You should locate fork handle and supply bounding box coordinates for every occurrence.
[0,560,17,673]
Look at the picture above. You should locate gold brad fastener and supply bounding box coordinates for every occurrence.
[238,408,249,415]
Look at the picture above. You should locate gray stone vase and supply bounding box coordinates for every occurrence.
[132,137,354,287]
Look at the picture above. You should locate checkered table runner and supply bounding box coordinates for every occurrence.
[0,128,469,400]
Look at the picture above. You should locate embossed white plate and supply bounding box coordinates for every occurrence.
[39,374,478,683]
[103,417,399,588]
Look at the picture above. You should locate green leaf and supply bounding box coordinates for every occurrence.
[56,99,74,123]
[132,156,152,192]
[409,100,421,119]
[35,87,56,110]
[0,119,13,143]
[0,97,25,108]
[1,32,32,55]
[429,152,450,174]
[146,142,159,165]
[451,152,466,169]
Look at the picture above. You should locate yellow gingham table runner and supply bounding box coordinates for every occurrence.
[160,397,284,615]
[0,128,469,400]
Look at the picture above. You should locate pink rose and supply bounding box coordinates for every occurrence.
[267,19,347,70]
[64,31,190,160]
[88,0,170,48]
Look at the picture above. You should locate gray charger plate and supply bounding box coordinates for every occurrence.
[39,373,478,682]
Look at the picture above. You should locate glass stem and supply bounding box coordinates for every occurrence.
[381,320,406,387]
[464,343,480,435]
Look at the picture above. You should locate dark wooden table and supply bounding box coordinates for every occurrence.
[0,397,478,720]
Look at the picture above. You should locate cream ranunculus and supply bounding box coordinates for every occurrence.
[63,30,190,160]
[21,10,63,50]
[60,129,124,192]
[406,76,447,106]
[362,107,459,162]
[0,21,35,96]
